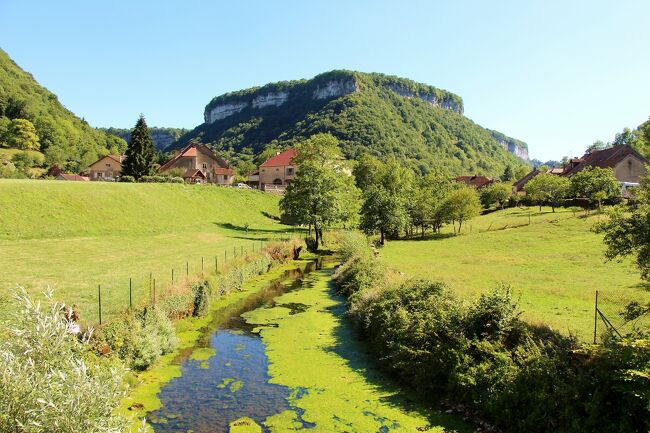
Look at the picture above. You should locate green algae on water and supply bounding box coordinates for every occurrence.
[229,416,262,433]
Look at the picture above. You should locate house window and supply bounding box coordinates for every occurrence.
[97,172,103,178]
[276,168,279,171]
[223,175,228,181]
[286,167,294,176]
[106,163,111,168]
[202,163,207,169]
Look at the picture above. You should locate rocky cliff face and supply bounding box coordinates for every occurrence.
[488,129,529,161]
[204,72,464,125]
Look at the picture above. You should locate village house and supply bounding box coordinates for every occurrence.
[454,175,495,189]
[514,144,649,194]
[159,143,234,185]
[88,155,124,181]
[258,148,297,191]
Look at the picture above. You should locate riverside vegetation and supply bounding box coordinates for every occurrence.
[333,232,650,433]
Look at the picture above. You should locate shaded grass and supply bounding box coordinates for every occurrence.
[381,206,649,341]
[0,179,299,322]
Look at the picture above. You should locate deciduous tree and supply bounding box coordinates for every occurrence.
[525,174,570,212]
[569,167,619,212]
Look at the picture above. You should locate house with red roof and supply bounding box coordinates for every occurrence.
[159,143,234,185]
[454,175,495,189]
[258,148,297,191]
[88,155,124,181]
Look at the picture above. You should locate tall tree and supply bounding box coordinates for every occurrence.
[569,167,619,212]
[359,157,413,244]
[7,118,39,150]
[439,187,481,234]
[280,133,360,250]
[121,115,156,180]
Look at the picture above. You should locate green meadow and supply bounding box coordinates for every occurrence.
[381,206,650,341]
[0,179,294,322]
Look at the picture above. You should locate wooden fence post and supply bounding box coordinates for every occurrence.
[153,279,156,307]
[129,278,132,309]
[594,290,599,344]
[98,284,102,325]
[186,261,189,278]
[215,256,218,274]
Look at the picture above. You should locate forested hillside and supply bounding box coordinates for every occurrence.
[173,70,528,177]
[0,48,122,172]
[101,126,189,151]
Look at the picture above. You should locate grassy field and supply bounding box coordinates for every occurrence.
[0,179,295,322]
[381,206,650,341]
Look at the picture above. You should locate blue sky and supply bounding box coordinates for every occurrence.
[1,0,648,161]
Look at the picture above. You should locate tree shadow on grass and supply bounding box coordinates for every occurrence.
[322,280,475,433]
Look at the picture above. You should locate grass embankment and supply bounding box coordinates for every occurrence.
[381,206,649,341]
[120,258,316,432]
[0,179,298,322]
[242,262,472,433]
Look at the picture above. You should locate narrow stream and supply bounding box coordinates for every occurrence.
[148,259,322,433]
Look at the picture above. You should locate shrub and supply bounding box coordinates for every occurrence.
[168,176,184,184]
[96,305,177,371]
[0,289,127,433]
[140,175,154,183]
[191,280,211,316]
[119,175,135,183]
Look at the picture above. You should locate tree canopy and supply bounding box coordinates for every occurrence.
[121,115,156,180]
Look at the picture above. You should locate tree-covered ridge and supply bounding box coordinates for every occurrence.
[100,126,190,151]
[0,48,121,171]
[487,129,528,150]
[175,70,525,177]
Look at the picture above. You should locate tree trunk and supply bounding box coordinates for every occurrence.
[318,228,324,246]
[308,223,312,236]
[314,224,320,251]
[380,227,385,245]
[458,220,463,234]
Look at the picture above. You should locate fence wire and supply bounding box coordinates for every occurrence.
[594,289,650,342]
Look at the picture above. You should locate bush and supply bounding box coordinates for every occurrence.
[333,235,650,433]
[0,289,127,433]
[119,175,135,183]
[168,176,184,184]
[191,280,211,316]
[96,305,177,371]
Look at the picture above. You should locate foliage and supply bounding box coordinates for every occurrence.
[335,235,650,433]
[280,134,360,249]
[438,186,481,233]
[525,173,570,212]
[359,156,413,244]
[6,118,39,150]
[0,48,119,171]
[0,289,127,433]
[173,70,523,177]
[479,182,512,209]
[100,126,189,151]
[121,115,156,180]
[191,280,211,317]
[96,305,177,371]
[119,175,135,183]
[570,167,619,210]
[596,176,650,281]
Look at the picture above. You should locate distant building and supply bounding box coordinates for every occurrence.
[88,155,124,181]
[246,171,260,188]
[56,173,89,181]
[159,143,234,185]
[259,148,297,191]
[513,144,649,194]
[454,175,495,189]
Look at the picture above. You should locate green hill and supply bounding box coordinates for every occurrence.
[0,48,123,171]
[100,126,190,151]
[172,70,528,176]
[0,179,289,321]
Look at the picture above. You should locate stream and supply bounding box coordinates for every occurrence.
[147,260,321,433]
[147,259,472,433]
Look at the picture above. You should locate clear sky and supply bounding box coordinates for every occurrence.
[1,0,648,161]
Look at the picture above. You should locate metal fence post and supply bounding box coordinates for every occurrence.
[594,289,599,344]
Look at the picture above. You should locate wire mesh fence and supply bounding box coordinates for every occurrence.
[593,289,650,342]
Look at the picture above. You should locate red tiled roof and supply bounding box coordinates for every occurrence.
[454,175,494,189]
[159,143,230,172]
[562,145,649,176]
[513,170,540,192]
[260,148,297,168]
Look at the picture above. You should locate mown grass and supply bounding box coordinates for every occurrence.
[381,206,650,341]
[0,179,298,322]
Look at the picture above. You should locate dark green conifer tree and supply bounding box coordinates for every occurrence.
[122,114,155,179]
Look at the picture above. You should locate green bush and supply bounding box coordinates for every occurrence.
[0,289,127,433]
[119,175,135,183]
[96,305,177,371]
[168,176,184,184]
[334,232,650,433]
[191,280,211,317]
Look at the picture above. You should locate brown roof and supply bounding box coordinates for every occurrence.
[159,143,230,172]
[57,173,90,181]
[513,170,540,192]
[454,175,495,189]
[260,148,297,168]
[182,169,206,179]
[88,154,124,167]
[562,145,649,176]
